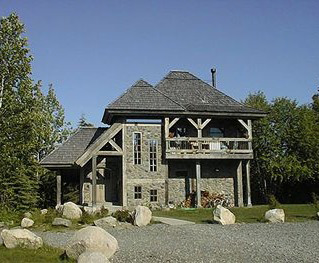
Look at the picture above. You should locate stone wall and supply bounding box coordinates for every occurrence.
[167,160,237,206]
[124,123,167,208]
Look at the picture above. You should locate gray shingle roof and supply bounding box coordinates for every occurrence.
[104,71,264,119]
[155,71,263,114]
[40,127,107,165]
[107,79,184,111]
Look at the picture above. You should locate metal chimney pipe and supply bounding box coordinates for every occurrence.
[211,68,216,88]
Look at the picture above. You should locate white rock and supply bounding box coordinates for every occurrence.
[213,205,236,225]
[133,205,152,227]
[78,251,110,263]
[52,217,72,227]
[265,209,285,223]
[0,230,3,246]
[24,212,32,219]
[317,212,319,219]
[21,218,34,228]
[94,216,118,228]
[41,209,48,215]
[1,229,43,249]
[62,202,82,220]
[55,204,64,213]
[66,226,118,259]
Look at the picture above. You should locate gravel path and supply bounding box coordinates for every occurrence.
[35,221,319,263]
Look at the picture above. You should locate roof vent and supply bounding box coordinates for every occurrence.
[211,68,217,88]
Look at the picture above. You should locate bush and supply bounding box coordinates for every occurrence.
[78,209,95,225]
[268,194,280,209]
[112,210,133,223]
[311,192,319,211]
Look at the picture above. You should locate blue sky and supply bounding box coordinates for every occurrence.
[1,1,319,126]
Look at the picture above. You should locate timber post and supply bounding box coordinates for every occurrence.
[237,160,244,207]
[246,160,252,207]
[56,174,62,206]
[92,155,97,207]
[196,161,201,207]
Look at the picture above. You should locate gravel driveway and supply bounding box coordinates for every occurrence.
[36,221,319,263]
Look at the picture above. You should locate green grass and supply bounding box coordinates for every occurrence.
[153,204,318,224]
[0,246,75,263]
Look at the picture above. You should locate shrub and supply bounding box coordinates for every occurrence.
[311,192,319,211]
[112,210,133,223]
[268,194,280,209]
[78,209,95,225]
[99,206,109,217]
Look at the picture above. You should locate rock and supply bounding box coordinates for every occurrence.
[52,217,72,227]
[0,230,3,246]
[94,216,118,228]
[213,205,236,225]
[41,209,48,215]
[66,226,118,259]
[21,218,34,228]
[1,229,43,249]
[317,212,319,219]
[62,202,82,220]
[133,205,152,227]
[78,251,110,263]
[0,222,5,228]
[55,204,64,213]
[265,209,285,223]
[24,212,32,219]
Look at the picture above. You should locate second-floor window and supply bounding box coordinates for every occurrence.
[149,139,157,172]
[133,132,142,164]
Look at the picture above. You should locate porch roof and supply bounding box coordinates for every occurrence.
[40,127,107,167]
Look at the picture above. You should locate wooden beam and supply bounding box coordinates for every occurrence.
[247,119,252,139]
[187,118,199,129]
[200,118,211,129]
[196,161,201,207]
[92,156,97,207]
[109,139,123,153]
[79,169,84,204]
[197,118,202,138]
[98,151,122,156]
[238,119,249,131]
[237,160,244,207]
[246,160,252,207]
[168,118,180,129]
[164,117,170,138]
[56,174,61,207]
[122,124,127,207]
[76,123,123,166]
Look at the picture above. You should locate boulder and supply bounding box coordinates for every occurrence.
[21,218,34,228]
[78,251,110,263]
[52,217,72,227]
[24,212,32,219]
[265,209,285,223]
[41,209,48,215]
[55,204,64,213]
[213,205,236,225]
[62,202,82,220]
[317,212,319,219]
[1,229,43,249]
[66,226,118,259]
[133,205,152,227]
[94,216,118,228]
[0,230,3,246]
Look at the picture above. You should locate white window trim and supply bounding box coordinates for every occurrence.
[133,132,142,165]
[149,139,158,172]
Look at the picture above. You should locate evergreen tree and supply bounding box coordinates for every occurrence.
[78,113,94,127]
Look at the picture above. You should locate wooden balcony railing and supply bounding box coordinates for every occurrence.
[166,137,252,156]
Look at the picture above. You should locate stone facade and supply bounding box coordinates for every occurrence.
[124,123,166,208]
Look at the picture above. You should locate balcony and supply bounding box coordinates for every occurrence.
[165,137,253,159]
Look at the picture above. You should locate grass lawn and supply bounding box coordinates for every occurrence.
[153,204,318,224]
[0,246,75,263]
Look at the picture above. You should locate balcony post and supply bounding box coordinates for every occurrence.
[56,173,62,207]
[196,161,201,207]
[164,117,169,138]
[92,155,97,207]
[236,160,244,207]
[246,160,252,207]
[197,118,202,138]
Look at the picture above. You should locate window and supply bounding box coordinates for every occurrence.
[134,186,142,199]
[175,170,188,178]
[150,189,158,202]
[149,139,157,172]
[133,132,142,164]
[209,127,224,138]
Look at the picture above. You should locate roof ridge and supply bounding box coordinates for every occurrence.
[153,86,187,111]
[107,79,153,108]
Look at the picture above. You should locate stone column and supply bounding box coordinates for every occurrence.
[196,161,201,207]
[56,174,62,206]
[122,124,128,208]
[92,156,97,207]
[246,160,252,207]
[237,160,244,207]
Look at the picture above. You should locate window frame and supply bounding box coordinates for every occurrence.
[149,139,158,172]
[133,132,142,165]
[150,189,158,202]
[134,186,142,199]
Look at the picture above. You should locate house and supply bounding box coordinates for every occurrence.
[40,69,266,209]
